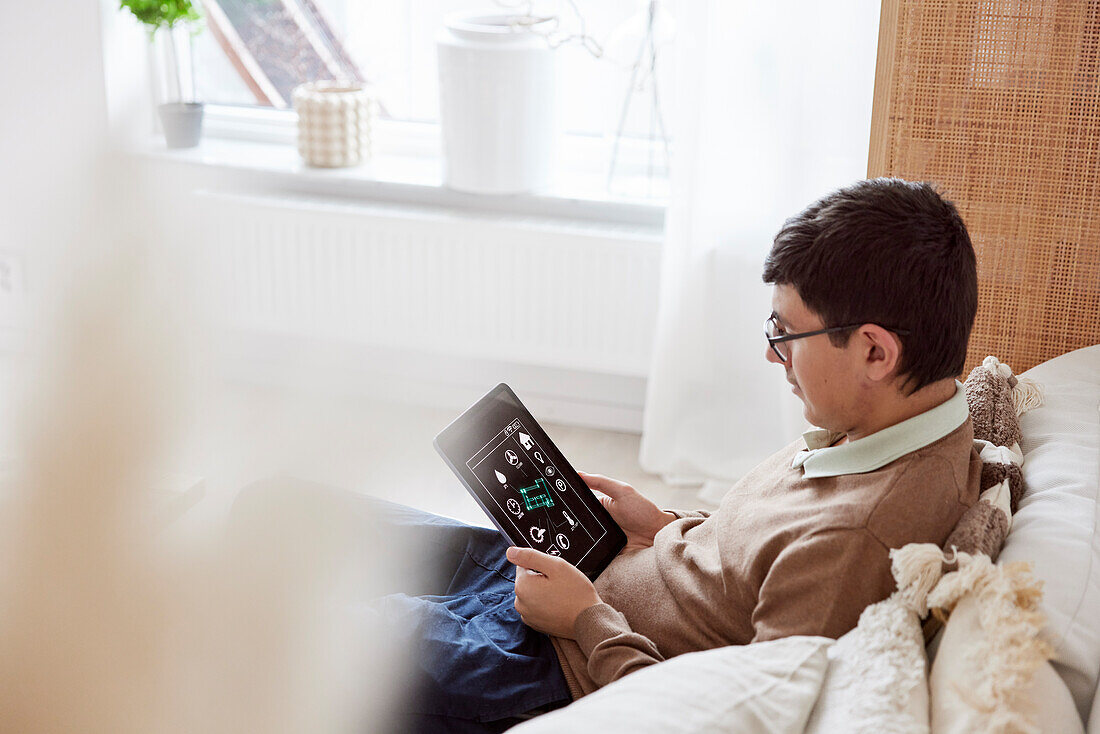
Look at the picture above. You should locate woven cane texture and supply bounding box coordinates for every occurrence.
[868,0,1100,374]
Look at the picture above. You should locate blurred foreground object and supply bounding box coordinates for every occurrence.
[0,240,406,733]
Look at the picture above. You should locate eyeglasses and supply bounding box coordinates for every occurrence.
[764,313,910,363]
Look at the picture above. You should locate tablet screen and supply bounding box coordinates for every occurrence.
[434,384,626,578]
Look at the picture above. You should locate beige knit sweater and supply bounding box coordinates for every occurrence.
[550,419,981,699]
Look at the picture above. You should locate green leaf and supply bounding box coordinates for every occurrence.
[118,0,202,31]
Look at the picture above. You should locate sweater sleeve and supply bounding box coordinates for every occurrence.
[573,602,665,688]
[751,527,896,643]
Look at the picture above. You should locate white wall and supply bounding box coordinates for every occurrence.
[0,1,114,259]
[0,0,148,351]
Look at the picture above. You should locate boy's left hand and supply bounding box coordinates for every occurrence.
[507,546,602,639]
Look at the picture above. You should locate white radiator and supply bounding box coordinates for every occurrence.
[193,191,664,427]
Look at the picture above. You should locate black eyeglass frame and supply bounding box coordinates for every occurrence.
[764,313,911,363]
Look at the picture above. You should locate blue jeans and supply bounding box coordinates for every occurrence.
[368,499,572,733]
[232,483,572,732]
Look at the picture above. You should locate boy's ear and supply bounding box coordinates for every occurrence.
[856,324,902,382]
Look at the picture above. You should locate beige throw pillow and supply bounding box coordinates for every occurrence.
[930,594,1083,734]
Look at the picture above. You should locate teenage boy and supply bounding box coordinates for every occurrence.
[359,178,982,732]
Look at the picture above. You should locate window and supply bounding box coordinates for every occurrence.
[199,0,365,109]
[192,0,675,201]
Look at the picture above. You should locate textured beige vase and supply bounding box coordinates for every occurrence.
[292,81,374,168]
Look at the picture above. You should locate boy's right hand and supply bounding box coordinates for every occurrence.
[578,471,676,552]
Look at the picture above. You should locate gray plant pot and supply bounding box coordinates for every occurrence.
[158,102,204,149]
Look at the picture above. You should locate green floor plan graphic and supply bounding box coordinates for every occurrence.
[518,478,555,511]
[467,416,605,566]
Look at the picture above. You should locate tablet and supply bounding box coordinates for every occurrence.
[434,383,627,580]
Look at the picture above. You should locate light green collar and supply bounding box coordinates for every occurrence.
[792,381,967,478]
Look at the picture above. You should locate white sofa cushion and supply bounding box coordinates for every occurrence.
[998,344,1100,721]
[511,636,832,734]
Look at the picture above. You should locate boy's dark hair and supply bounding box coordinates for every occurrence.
[762,178,977,394]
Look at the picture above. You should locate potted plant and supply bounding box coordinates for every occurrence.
[119,0,205,149]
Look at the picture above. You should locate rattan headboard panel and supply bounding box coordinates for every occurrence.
[868,0,1100,374]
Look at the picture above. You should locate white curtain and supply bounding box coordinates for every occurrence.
[640,0,882,498]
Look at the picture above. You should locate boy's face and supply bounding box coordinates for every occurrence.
[766,284,865,432]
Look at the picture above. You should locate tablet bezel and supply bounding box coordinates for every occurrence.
[434,383,627,580]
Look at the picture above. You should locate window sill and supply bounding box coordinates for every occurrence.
[136,131,668,231]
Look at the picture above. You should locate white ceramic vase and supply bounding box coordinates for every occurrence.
[437,13,559,194]
[293,81,375,168]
